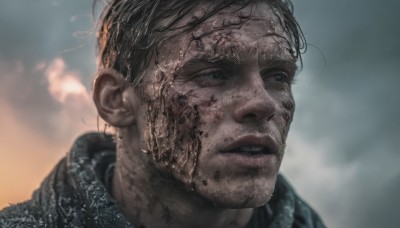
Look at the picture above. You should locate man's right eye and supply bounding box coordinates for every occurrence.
[193,69,227,87]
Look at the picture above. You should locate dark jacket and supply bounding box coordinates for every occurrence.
[0,133,326,228]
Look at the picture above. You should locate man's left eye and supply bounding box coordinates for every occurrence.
[262,70,289,84]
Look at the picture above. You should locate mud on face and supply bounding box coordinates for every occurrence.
[143,72,203,189]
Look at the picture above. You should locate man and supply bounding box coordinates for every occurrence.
[0,0,325,227]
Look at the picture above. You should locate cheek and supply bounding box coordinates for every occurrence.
[143,84,203,188]
[280,92,295,136]
[199,94,223,119]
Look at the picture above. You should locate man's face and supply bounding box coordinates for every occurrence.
[133,2,296,208]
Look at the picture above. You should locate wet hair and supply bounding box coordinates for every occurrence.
[95,0,306,87]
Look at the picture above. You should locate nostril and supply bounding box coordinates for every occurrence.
[241,113,259,122]
[234,104,276,123]
[233,98,276,123]
[232,85,276,123]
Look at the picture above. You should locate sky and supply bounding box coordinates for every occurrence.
[0,0,399,227]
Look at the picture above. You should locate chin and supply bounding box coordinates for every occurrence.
[195,174,278,209]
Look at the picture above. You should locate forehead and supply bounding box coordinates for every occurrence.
[189,2,285,39]
[155,2,292,71]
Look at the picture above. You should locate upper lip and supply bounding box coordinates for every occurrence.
[219,135,278,154]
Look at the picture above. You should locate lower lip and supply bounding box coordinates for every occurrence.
[220,152,276,169]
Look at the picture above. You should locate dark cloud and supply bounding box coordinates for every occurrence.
[0,0,98,141]
[0,0,96,77]
[283,0,400,227]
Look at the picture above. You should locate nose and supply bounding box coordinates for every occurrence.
[232,80,276,123]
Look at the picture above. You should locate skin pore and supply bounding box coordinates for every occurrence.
[94,2,296,228]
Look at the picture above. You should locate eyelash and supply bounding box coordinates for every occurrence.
[192,69,228,87]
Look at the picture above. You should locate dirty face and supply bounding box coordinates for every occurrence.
[134,2,296,208]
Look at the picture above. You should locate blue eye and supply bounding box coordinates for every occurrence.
[272,73,285,82]
[262,70,289,84]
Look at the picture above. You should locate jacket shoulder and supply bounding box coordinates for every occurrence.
[0,200,46,228]
[293,198,326,228]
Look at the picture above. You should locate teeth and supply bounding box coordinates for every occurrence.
[239,146,264,152]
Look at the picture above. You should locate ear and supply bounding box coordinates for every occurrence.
[93,68,137,127]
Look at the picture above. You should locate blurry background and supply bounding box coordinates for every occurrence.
[0,0,399,227]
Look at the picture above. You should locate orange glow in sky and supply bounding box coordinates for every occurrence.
[0,57,97,209]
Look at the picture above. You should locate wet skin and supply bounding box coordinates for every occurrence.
[94,2,296,228]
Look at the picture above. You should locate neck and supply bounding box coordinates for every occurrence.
[111,133,254,228]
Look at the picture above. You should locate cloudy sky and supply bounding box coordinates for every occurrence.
[1,0,399,227]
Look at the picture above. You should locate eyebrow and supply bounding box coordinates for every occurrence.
[182,57,239,69]
[178,55,298,75]
[260,58,298,73]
